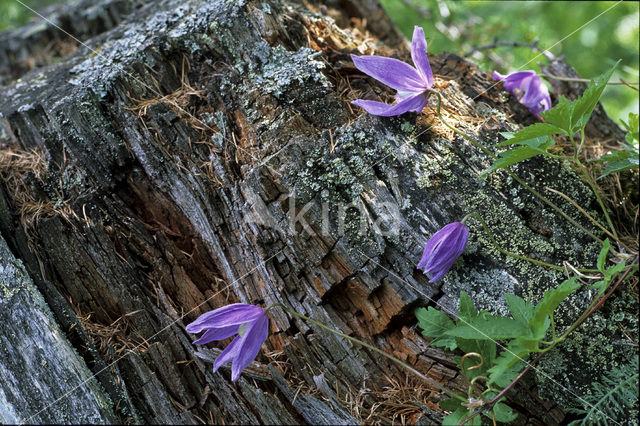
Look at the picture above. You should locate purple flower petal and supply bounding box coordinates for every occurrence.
[230,312,269,382]
[494,70,551,117]
[352,92,427,117]
[351,54,426,92]
[426,225,468,270]
[192,324,240,344]
[411,26,434,87]
[213,335,243,372]
[186,304,264,333]
[417,222,468,282]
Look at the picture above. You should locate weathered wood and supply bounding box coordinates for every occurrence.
[0,0,635,424]
[0,234,117,424]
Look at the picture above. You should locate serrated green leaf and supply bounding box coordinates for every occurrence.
[482,137,553,176]
[446,316,530,340]
[493,402,518,423]
[604,262,629,281]
[456,339,496,380]
[430,336,458,351]
[415,307,455,339]
[529,277,581,336]
[487,341,530,386]
[621,112,639,145]
[505,293,534,325]
[590,280,607,296]
[571,61,619,131]
[540,96,573,131]
[458,291,478,322]
[497,123,566,146]
[599,155,639,178]
[597,239,610,273]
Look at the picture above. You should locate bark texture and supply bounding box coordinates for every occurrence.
[0,0,634,424]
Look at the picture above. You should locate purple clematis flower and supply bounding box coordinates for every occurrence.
[186,303,269,382]
[351,26,434,116]
[493,70,551,117]
[417,222,469,283]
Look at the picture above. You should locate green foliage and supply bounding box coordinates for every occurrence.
[416,241,634,422]
[593,112,639,179]
[529,277,580,337]
[566,357,639,425]
[482,136,554,176]
[380,0,639,123]
[0,0,62,31]
[484,63,618,175]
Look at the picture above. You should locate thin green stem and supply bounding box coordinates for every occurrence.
[544,186,626,249]
[464,213,599,273]
[540,73,639,88]
[572,129,619,240]
[427,90,604,245]
[269,303,466,403]
[461,259,637,425]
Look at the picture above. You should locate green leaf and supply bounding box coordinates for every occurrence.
[440,395,465,412]
[493,402,518,423]
[442,408,473,426]
[599,155,639,178]
[505,293,534,325]
[458,291,479,322]
[597,238,611,273]
[415,307,455,339]
[571,61,619,131]
[529,277,581,336]
[457,338,496,378]
[604,261,629,281]
[590,280,607,296]
[430,336,458,351]
[497,123,566,146]
[482,137,554,176]
[446,316,530,340]
[540,96,573,131]
[487,341,530,386]
[620,112,639,143]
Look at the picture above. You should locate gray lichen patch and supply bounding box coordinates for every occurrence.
[69,0,247,98]
[442,266,519,317]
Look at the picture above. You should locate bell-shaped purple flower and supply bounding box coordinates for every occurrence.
[351,26,434,116]
[186,303,269,382]
[493,70,551,117]
[417,222,469,283]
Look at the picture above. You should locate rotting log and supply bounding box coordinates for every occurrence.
[0,0,636,424]
[0,233,117,424]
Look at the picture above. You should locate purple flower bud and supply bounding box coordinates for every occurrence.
[186,303,269,382]
[493,70,551,117]
[351,26,434,116]
[417,222,469,283]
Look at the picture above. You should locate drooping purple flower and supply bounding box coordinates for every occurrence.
[351,26,434,116]
[186,303,269,382]
[493,70,551,117]
[417,222,469,283]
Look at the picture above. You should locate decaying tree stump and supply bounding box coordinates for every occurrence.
[0,0,635,424]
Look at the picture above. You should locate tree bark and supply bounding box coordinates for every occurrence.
[0,0,633,424]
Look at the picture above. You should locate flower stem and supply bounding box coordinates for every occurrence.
[463,213,599,273]
[460,258,637,425]
[426,90,604,245]
[571,129,619,240]
[269,303,466,403]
